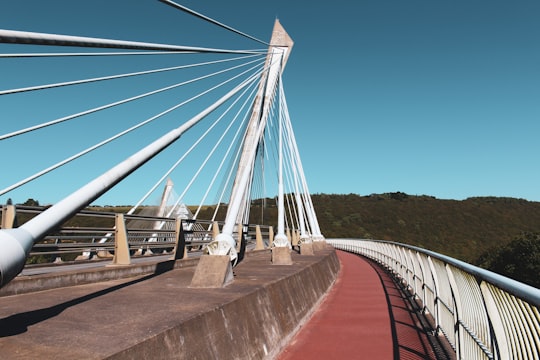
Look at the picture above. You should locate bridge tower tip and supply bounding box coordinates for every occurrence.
[270,19,294,68]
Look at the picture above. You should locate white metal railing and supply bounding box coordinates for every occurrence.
[1,205,271,266]
[328,238,540,360]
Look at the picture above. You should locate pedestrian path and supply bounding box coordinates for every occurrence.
[278,250,441,359]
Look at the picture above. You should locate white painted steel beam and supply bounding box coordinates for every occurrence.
[0,29,258,54]
[0,78,254,288]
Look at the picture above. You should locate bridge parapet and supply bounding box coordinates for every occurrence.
[328,238,540,360]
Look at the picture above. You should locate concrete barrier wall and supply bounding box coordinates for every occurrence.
[106,249,340,360]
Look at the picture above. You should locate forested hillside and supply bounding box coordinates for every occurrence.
[310,192,540,264]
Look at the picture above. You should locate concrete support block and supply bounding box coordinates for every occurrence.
[272,246,292,265]
[300,242,314,256]
[313,240,328,252]
[143,248,153,256]
[190,255,234,288]
[96,250,113,259]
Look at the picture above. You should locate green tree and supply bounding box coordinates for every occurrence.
[22,198,40,206]
[477,232,540,288]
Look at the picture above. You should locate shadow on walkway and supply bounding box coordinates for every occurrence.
[278,250,454,360]
[0,260,176,338]
[366,258,454,360]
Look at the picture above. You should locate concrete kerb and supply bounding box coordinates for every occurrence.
[0,257,200,297]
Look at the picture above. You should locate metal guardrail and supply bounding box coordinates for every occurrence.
[328,238,540,360]
[1,205,271,264]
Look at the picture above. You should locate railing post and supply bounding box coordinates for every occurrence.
[236,223,246,262]
[268,226,274,247]
[1,205,16,229]
[286,228,292,246]
[110,213,131,266]
[235,223,243,253]
[254,225,265,250]
[170,218,186,260]
[445,266,463,358]
[426,256,441,331]
[212,221,220,240]
[480,282,508,359]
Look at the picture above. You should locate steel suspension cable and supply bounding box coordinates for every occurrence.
[0,60,265,197]
[167,80,259,217]
[0,29,259,54]
[158,0,269,46]
[0,54,263,96]
[209,121,251,223]
[279,75,322,236]
[154,81,258,230]
[0,57,264,140]
[193,83,259,220]
[125,67,265,214]
[0,50,267,58]
[129,56,275,213]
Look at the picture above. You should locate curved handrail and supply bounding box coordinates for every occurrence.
[328,238,540,360]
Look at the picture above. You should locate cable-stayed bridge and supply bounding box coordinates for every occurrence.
[0,2,539,359]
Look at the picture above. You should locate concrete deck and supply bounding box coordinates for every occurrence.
[0,248,340,359]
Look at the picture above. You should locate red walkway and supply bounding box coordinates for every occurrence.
[278,250,439,360]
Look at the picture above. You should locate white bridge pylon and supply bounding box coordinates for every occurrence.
[0,15,323,288]
[208,20,323,262]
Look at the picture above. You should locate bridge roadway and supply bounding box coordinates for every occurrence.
[0,246,448,359]
[278,250,449,360]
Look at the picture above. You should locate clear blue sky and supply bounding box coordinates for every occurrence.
[1,0,539,205]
